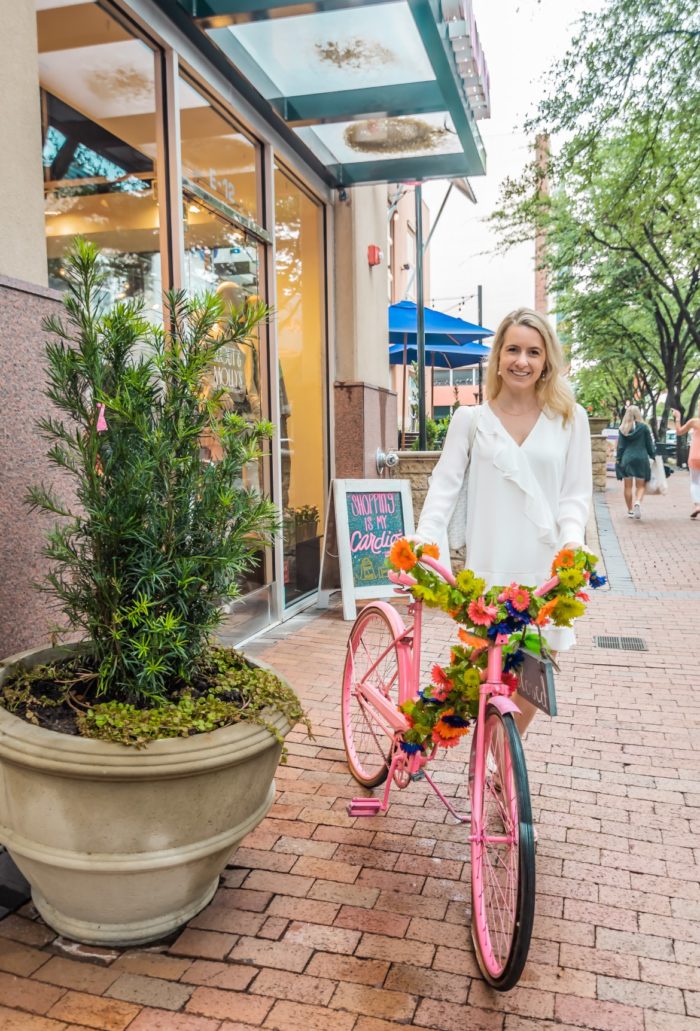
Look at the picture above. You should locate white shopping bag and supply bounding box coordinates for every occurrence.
[647,455,668,495]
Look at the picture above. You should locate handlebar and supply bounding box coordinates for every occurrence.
[389,554,560,597]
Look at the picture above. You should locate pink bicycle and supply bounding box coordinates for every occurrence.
[341,551,557,990]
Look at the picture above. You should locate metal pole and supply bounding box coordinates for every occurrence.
[401,337,407,448]
[415,184,426,450]
[403,182,452,301]
[477,284,484,404]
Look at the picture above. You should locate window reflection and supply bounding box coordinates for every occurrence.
[179,77,260,226]
[37,1,161,315]
[179,78,268,596]
[275,167,326,605]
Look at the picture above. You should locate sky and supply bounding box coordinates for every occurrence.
[423,0,607,332]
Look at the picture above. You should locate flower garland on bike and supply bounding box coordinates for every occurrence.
[386,539,606,755]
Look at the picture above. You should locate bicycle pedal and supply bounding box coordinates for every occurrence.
[347,798,383,817]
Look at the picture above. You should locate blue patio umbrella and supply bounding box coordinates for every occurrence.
[389,301,493,445]
[389,300,492,345]
[389,340,490,368]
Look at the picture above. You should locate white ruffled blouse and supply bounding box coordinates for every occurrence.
[416,403,592,650]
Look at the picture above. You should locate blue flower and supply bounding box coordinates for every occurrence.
[441,713,470,728]
[419,688,442,704]
[504,648,525,673]
[589,572,607,589]
[487,618,518,639]
[399,740,424,754]
[505,601,531,625]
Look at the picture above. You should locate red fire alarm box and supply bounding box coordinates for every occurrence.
[367,244,383,267]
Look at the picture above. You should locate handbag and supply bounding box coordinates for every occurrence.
[447,406,482,550]
[647,455,668,495]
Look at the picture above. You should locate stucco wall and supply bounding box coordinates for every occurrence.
[333,185,390,388]
[0,7,47,285]
[0,277,65,657]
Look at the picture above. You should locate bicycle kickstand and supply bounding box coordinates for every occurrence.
[347,753,401,817]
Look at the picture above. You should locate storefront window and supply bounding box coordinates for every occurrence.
[274,167,327,605]
[180,75,268,597]
[179,76,260,229]
[37,1,161,316]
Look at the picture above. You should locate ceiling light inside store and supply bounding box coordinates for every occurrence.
[189,203,201,213]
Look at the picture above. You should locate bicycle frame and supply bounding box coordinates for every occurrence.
[348,553,522,825]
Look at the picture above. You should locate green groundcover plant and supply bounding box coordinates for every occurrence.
[2,240,308,747]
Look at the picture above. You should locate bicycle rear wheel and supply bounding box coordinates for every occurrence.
[470,705,535,990]
[342,604,407,788]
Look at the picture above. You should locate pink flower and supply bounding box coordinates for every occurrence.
[508,586,531,612]
[468,596,499,627]
[432,683,451,702]
[576,591,590,602]
[430,665,453,702]
[500,583,530,611]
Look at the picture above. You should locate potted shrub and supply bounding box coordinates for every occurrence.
[0,241,308,946]
[293,504,320,543]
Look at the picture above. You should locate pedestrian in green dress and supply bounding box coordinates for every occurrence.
[616,405,656,519]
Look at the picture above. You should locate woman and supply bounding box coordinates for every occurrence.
[672,406,700,518]
[615,406,656,519]
[416,307,592,737]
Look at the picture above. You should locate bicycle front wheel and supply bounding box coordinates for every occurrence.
[470,705,535,991]
[342,604,407,788]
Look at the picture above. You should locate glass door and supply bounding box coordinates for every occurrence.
[274,166,327,606]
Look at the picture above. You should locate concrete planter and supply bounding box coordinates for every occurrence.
[588,416,610,435]
[588,418,609,492]
[0,645,291,946]
[392,451,466,566]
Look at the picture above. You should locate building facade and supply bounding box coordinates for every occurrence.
[1,0,487,653]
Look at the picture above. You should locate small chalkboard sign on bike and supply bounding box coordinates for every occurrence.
[317,479,414,620]
[517,648,558,716]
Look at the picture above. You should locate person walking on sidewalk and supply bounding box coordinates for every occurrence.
[616,406,656,520]
[416,307,592,739]
[672,405,700,518]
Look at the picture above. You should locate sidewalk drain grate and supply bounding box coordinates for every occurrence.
[594,635,647,651]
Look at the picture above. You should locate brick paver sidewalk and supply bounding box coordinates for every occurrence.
[0,472,698,1030]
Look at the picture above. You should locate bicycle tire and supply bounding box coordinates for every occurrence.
[341,604,407,788]
[469,705,535,990]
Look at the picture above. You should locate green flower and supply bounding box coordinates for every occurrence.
[551,596,585,626]
[455,570,486,599]
[412,584,439,606]
[558,567,585,590]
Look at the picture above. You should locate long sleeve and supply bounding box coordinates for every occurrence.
[616,432,626,464]
[416,405,474,544]
[557,404,592,548]
[646,426,656,458]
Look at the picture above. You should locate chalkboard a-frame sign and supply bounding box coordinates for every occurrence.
[317,479,415,621]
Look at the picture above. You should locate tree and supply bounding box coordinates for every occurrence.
[492,0,700,448]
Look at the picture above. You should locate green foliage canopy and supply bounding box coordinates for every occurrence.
[492,0,700,437]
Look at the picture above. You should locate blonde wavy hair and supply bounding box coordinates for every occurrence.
[619,405,644,436]
[485,308,575,424]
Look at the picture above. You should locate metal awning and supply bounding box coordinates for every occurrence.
[161,0,488,187]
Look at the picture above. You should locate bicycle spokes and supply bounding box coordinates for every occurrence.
[342,607,404,788]
[470,707,535,990]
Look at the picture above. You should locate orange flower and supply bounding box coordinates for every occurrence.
[535,598,558,626]
[551,548,576,574]
[458,628,487,651]
[432,710,470,748]
[421,542,440,559]
[388,538,417,571]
